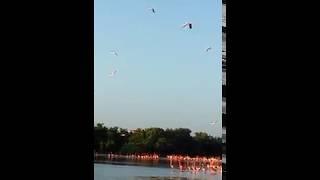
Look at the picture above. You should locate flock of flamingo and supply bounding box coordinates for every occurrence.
[106,6,213,78]
[167,155,222,174]
[98,3,222,176]
[95,152,222,174]
[105,6,218,127]
[104,153,160,160]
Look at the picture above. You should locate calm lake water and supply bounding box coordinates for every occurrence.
[94,160,222,180]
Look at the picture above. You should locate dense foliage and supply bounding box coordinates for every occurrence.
[94,123,222,157]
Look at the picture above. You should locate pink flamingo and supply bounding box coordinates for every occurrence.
[191,161,196,173]
[201,163,206,172]
[179,160,183,171]
[187,159,191,171]
[170,157,174,168]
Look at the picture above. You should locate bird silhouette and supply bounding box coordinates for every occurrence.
[182,22,192,29]
[109,50,118,56]
[108,70,117,77]
[206,47,212,52]
[210,120,218,126]
[149,8,155,14]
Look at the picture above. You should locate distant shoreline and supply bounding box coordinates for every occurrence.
[94,154,222,163]
[94,125,222,157]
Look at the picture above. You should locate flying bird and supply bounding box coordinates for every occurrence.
[109,50,118,56]
[182,22,192,29]
[206,47,212,52]
[149,8,155,14]
[210,120,218,126]
[108,70,117,77]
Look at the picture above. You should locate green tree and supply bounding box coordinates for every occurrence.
[94,124,222,157]
[143,128,164,152]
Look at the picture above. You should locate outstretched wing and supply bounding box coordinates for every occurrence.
[109,50,118,56]
[181,23,188,28]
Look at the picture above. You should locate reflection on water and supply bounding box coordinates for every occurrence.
[95,158,169,168]
[94,161,222,180]
[133,177,200,180]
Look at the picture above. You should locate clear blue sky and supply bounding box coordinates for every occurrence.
[94,0,222,137]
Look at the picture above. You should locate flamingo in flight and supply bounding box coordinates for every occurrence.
[182,22,192,29]
[108,70,117,77]
[109,50,118,56]
[149,8,155,14]
[210,120,218,126]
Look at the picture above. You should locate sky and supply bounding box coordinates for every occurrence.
[94,0,222,137]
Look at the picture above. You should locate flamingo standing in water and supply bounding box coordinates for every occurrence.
[192,161,196,173]
[196,161,201,172]
[170,157,174,168]
[178,160,183,171]
[201,163,206,172]
[207,164,210,171]
[187,159,191,171]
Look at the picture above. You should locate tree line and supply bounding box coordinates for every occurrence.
[94,123,222,157]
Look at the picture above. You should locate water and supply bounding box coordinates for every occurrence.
[94,161,222,180]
